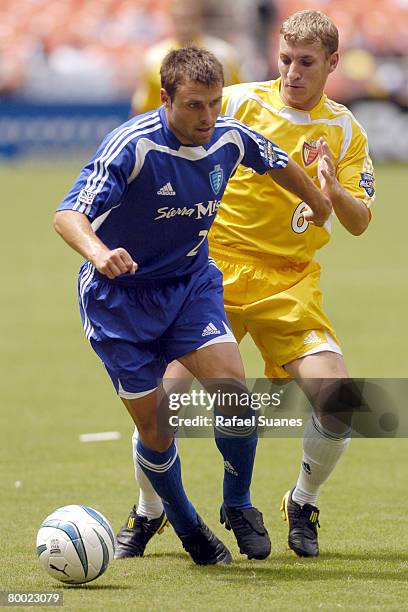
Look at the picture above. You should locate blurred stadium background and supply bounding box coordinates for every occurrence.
[1,0,408,160]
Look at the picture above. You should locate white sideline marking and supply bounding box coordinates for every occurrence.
[79,431,121,442]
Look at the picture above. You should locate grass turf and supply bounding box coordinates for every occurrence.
[0,162,407,610]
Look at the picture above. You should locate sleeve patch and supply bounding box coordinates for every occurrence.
[266,140,279,165]
[77,189,96,206]
[262,139,288,168]
[359,172,375,197]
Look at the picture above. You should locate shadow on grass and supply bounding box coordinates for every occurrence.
[121,551,187,561]
[143,549,408,564]
[57,550,408,592]
[202,552,408,584]
[62,583,134,590]
[98,549,408,588]
[322,551,408,562]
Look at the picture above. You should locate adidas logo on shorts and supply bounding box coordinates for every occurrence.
[303,331,321,345]
[202,322,221,337]
[157,182,176,196]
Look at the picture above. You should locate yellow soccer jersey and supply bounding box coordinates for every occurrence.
[132,36,242,114]
[210,78,375,262]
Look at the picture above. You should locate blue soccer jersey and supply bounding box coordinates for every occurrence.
[58,106,288,283]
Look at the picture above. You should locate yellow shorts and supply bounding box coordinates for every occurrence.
[209,241,341,378]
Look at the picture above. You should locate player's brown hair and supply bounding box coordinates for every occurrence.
[280,10,339,56]
[160,46,224,100]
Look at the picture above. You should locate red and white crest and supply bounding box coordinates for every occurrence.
[302,140,318,166]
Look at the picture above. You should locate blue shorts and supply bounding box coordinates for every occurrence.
[78,262,236,397]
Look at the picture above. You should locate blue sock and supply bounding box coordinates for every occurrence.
[135,439,198,536]
[214,408,257,509]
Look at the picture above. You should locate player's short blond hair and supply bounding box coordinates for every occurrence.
[280,10,339,56]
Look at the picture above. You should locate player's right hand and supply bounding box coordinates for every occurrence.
[302,193,332,227]
[93,248,138,279]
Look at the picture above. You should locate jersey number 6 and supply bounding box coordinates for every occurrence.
[291,201,309,234]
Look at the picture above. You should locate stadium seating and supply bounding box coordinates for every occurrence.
[0,0,407,103]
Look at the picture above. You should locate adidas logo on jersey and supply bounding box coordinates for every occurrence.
[202,322,221,337]
[157,182,176,196]
[303,331,321,345]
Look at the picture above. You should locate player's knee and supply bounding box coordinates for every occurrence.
[164,360,194,397]
[207,380,252,418]
[314,378,363,434]
[126,405,174,451]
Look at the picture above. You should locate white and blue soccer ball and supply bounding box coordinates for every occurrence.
[36,505,115,584]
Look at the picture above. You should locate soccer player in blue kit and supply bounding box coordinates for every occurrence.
[54,47,331,565]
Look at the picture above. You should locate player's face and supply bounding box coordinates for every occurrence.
[161,80,223,146]
[278,37,338,111]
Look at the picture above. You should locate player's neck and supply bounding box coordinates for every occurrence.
[279,86,324,112]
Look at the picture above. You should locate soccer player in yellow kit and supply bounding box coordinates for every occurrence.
[116,10,375,560]
[208,9,375,557]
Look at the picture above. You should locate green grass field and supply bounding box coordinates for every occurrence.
[0,162,407,610]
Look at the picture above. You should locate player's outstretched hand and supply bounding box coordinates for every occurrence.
[94,248,138,279]
[317,137,337,197]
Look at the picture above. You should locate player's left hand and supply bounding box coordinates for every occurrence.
[317,137,337,197]
[301,200,330,226]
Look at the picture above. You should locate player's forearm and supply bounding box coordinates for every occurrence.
[53,210,110,264]
[268,159,331,223]
[54,210,137,279]
[329,184,370,236]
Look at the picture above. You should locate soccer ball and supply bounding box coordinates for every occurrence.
[36,505,115,584]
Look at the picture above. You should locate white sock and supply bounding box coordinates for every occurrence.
[292,415,351,507]
[131,428,164,519]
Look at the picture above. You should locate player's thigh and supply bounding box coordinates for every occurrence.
[285,351,348,379]
[92,337,165,398]
[208,244,249,343]
[80,271,167,396]
[179,343,249,417]
[245,262,340,373]
[209,247,333,377]
[179,341,245,381]
[162,264,239,366]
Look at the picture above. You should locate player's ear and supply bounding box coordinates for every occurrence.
[161,88,171,108]
[328,52,339,74]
